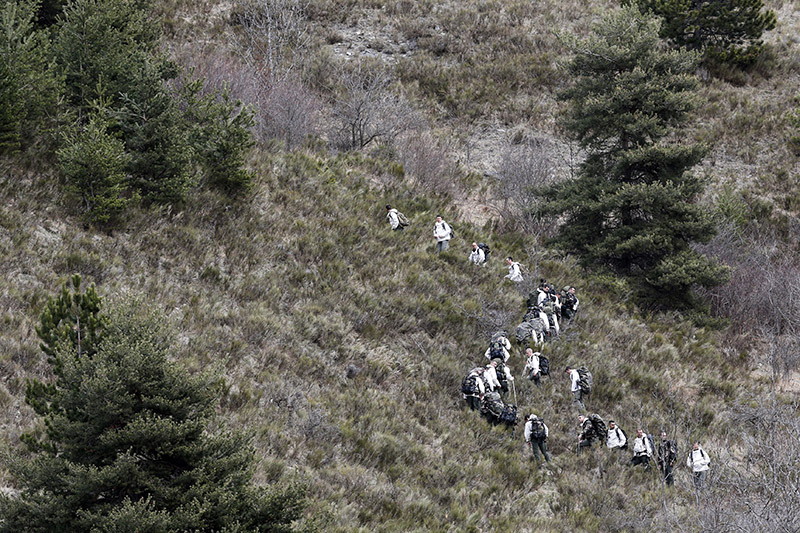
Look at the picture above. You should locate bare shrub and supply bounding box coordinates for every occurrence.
[691,401,800,533]
[233,0,311,84]
[176,48,321,148]
[397,130,459,196]
[492,138,559,236]
[697,223,800,337]
[260,74,321,149]
[330,62,421,151]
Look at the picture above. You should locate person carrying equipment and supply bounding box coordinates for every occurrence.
[468,242,486,266]
[524,414,551,462]
[630,429,654,469]
[461,367,486,411]
[485,334,511,362]
[523,348,544,387]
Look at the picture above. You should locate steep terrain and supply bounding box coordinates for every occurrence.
[2,0,800,531]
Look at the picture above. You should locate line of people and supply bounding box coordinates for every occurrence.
[403,207,711,489]
[516,280,579,345]
[386,207,532,286]
[575,416,711,490]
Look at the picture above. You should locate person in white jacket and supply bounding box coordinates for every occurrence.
[386,205,403,231]
[564,366,585,411]
[504,257,524,282]
[630,429,653,469]
[607,420,628,450]
[433,215,452,253]
[468,242,485,265]
[686,442,711,490]
[484,359,514,394]
[523,348,542,387]
[537,283,549,305]
[524,414,551,462]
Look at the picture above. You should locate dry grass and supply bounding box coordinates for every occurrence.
[0,148,779,530]
[3,0,800,529]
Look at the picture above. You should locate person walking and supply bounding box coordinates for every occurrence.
[577,415,597,455]
[505,257,524,282]
[523,348,542,387]
[468,242,485,265]
[630,429,653,469]
[433,215,452,253]
[657,431,678,486]
[565,366,586,411]
[524,414,551,463]
[385,205,405,231]
[607,420,628,452]
[686,442,711,491]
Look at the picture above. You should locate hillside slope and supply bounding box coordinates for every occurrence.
[2,149,786,531]
[2,0,800,531]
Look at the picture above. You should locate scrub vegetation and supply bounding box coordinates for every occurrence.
[0,0,798,531]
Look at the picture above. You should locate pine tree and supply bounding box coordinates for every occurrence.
[54,0,194,205]
[183,79,256,195]
[4,296,307,532]
[544,7,728,304]
[0,0,62,154]
[630,0,777,67]
[58,113,131,225]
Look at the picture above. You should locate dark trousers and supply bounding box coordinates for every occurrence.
[528,371,541,386]
[693,470,707,491]
[530,439,550,462]
[631,455,650,469]
[577,439,592,455]
[660,463,674,486]
[466,396,481,411]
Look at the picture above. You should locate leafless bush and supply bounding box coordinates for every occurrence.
[690,401,800,533]
[233,0,311,84]
[492,138,559,236]
[697,222,800,337]
[397,131,460,196]
[763,336,800,384]
[330,62,421,151]
[260,74,321,149]
[176,48,321,148]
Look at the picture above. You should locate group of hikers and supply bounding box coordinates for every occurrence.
[387,205,711,490]
[385,206,531,286]
[461,278,579,441]
[575,415,711,490]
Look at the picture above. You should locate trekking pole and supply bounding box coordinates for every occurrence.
[512,380,518,406]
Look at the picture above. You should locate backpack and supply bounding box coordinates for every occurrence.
[499,404,518,426]
[590,414,607,444]
[482,392,504,419]
[539,355,550,376]
[477,243,490,262]
[660,439,677,464]
[645,433,656,455]
[526,292,538,309]
[396,211,410,227]
[577,366,592,394]
[613,427,628,449]
[562,291,576,309]
[489,345,505,360]
[461,367,483,395]
[495,362,510,392]
[530,418,546,439]
[540,300,555,316]
[490,331,507,345]
[516,322,534,344]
